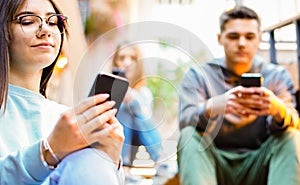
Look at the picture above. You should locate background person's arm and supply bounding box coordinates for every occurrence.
[179,67,212,131]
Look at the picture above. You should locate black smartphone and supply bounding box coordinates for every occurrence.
[240,73,263,87]
[88,73,129,112]
[112,68,126,78]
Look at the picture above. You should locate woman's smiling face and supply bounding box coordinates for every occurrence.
[8,0,62,74]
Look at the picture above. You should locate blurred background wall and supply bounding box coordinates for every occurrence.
[47,0,300,146]
[47,0,300,106]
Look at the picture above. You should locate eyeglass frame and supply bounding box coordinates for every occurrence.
[11,14,68,35]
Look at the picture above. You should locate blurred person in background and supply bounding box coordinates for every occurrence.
[177,6,300,185]
[0,0,124,184]
[111,42,162,166]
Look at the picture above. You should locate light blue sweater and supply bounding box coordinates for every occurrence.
[0,84,68,184]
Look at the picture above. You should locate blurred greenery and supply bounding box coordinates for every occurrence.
[145,37,211,121]
[147,57,192,117]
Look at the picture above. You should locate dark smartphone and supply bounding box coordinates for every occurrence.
[112,68,126,78]
[240,73,263,87]
[88,73,129,112]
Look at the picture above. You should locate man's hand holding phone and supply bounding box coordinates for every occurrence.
[240,73,263,87]
[231,73,262,113]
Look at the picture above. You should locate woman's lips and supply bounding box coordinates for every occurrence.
[32,42,54,48]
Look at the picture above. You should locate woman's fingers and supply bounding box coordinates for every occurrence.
[107,123,124,143]
[75,99,115,127]
[89,122,124,144]
[80,101,115,123]
[81,109,117,133]
[74,94,110,115]
[88,122,124,164]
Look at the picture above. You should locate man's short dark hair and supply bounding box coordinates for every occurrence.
[219,6,261,32]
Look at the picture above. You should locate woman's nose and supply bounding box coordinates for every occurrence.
[123,57,133,66]
[36,21,52,37]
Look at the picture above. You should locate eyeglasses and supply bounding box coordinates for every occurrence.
[12,14,68,35]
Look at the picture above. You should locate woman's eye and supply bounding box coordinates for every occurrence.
[48,21,58,26]
[118,56,125,61]
[48,16,59,26]
[131,57,137,61]
[20,19,35,26]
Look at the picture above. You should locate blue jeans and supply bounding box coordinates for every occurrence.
[118,102,162,165]
[49,148,123,185]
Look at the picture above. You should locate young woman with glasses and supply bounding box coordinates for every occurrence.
[0,0,124,184]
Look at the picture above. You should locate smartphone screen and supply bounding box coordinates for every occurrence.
[240,73,263,87]
[88,73,129,112]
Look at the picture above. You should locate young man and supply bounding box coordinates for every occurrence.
[177,6,300,185]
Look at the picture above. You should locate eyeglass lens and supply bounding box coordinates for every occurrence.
[19,15,65,35]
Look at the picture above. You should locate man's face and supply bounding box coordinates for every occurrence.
[218,19,261,72]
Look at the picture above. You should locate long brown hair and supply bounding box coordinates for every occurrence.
[112,42,146,89]
[0,0,69,109]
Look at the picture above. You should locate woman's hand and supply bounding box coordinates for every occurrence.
[46,94,123,163]
[92,117,124,166]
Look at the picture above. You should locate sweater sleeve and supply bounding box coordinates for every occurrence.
[0,141,52,185]
[264,64,300,132]
[178,67,209,130]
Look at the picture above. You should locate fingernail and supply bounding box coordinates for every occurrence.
[102,93,109,98]
[99,93,110,98]
[109,101,116,106]
[110,108,117,115]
